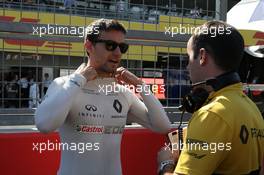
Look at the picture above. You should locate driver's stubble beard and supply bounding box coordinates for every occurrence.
[96,63,118,77]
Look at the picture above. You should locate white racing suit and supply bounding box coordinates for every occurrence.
[35,73,171,175]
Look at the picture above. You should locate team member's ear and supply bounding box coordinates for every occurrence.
[199,48,207,66]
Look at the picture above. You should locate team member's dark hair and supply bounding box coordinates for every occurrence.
[191,20,244,71]
[85,18,127,42]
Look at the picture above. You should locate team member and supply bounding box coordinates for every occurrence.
[158,20,264,175]
[35,19,171,175]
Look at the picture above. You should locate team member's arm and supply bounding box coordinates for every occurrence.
[157,110,231,175]
[174,110,232,175]
[35,64,97,133]
[260,157,264,175]
[115,67,171,134]
[157,146,179,175]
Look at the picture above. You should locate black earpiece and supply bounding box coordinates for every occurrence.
[181,87,209,113]
[180,72,241,113]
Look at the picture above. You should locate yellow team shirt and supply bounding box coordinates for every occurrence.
[175,83,264,175]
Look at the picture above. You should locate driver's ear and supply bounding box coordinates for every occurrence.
[85,40,93,55]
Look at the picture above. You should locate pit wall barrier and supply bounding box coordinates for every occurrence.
[0,127,168,175]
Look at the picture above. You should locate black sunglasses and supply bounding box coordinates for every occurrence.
[93,39,129,54]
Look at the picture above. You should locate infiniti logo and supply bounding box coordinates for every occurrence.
[85,104,97,111]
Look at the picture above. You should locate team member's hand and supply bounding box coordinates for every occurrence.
[157,145,178,175]
[75,63,97,82]
[157,146,178,165]
[115,67,143,86]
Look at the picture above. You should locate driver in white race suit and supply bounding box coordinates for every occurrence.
[35,19,171,175]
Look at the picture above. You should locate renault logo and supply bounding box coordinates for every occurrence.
[113,99,122,113]
[85,104,97,111]
[240,125,249,144]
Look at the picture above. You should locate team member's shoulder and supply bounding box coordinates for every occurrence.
[191,107,233,137]
[201,93,231,112]
[195,103,227,124]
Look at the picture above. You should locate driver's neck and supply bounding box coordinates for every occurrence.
[96,71,113,78]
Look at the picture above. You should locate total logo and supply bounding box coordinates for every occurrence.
[76,125,124,134]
